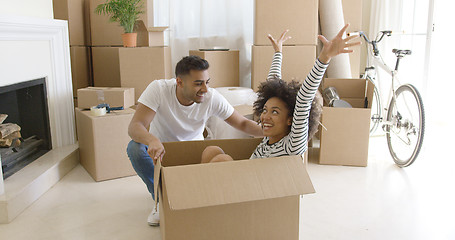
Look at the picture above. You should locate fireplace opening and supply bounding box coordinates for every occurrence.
[0,78,52,179]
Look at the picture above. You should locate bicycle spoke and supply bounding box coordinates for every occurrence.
[386,84,425,167]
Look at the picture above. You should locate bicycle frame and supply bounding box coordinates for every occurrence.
[359,31,406,130]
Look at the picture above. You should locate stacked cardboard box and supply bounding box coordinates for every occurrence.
[88,0,172,102]
[189,50,240,87]
[75,108,136,181]
[251,0,319,91]
[75,87,136,181]
[53,0,92,98]
[77,87,135,109]
[91,47,172,102]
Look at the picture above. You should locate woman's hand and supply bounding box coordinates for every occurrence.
[268,30,292,53]
[318,24,361,64]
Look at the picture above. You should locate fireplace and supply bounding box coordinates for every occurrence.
[1,15,79,223]
[0,78,52,179]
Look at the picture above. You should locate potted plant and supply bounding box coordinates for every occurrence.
[95,0,144,47]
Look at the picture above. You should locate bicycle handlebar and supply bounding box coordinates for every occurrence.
[348,30,393,56]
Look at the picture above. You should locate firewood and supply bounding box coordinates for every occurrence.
[4,131,21,140]
[0,114,7,124]
[0,138,12,147]
[12,138,21,147]
[0,123,21,139]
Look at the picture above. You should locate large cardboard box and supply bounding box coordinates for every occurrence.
[156,138,314,240]
[75,108,136,181]
[53,0,90,46]
[251,45,316,91]
[89,0,166,46]
[342,0,363,78]
[189,50,240,87]
[70,46,91,97]
[91,46,171,98]
[254,0,318,46]
[318,78,374,167]
[77,87,135,109]
[118,47,172,102]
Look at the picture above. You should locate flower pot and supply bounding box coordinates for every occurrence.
[121,33,137,47]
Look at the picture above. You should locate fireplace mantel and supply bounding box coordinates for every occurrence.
[0,15,79,223]
[0,14,76,148]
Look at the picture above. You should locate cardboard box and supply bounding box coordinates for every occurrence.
[75,108,136,181]
[53,0,90,46]
[136,21,168,47]
[254,0,318,46]
[91,46,171,98]
[156,138,314,240]
[77,87,135,109]
[318,78,374,167]
[89,0,163,46]
[70,46,91,97]
[251,45,316,91]
[342,0,363,78]
[118,47,172,102]
[189,50,240,87]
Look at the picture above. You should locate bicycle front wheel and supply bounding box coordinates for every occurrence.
[386,84,425,167]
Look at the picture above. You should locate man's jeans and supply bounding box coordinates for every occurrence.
[127,140,155,199]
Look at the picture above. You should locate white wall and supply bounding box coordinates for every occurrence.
[0,0,55,87]
[0,0,53,19]
[0,41,52,88]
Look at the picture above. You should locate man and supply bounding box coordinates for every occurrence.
[127,55,263,226]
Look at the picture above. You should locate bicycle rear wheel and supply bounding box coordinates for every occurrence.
[386,84,425,167]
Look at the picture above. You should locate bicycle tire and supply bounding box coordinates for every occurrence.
[369,83,381,134]
[386,84,425,167]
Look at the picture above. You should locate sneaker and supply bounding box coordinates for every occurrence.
[147,203,160,226]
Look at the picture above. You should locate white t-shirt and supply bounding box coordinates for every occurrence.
[138,79,234,142]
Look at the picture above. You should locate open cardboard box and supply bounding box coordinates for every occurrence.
[318,78,374,167]
[155,138,314,240]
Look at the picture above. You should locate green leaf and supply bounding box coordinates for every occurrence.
[94,0,144,33]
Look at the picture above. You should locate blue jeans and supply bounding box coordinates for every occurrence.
[127,140,155,199]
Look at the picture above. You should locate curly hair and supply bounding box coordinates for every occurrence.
[253,76,322,141]
[254,77,300,118]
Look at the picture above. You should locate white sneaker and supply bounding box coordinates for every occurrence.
[147,203,160,226]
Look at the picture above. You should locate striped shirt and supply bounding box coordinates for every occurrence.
[250,52,328,159]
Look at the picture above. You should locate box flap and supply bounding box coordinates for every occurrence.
[323,78,367,99]
[162,155,315,210]
[154,158,162,207]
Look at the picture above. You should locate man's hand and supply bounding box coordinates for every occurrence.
[147,138,165,165]
[268,30,292,53]
[318,24,361,64]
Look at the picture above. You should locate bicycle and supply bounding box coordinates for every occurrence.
[348,30,425,167]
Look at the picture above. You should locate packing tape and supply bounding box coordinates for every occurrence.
[90,106,107,116]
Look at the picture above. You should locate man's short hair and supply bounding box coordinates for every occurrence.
[175,55,209,77]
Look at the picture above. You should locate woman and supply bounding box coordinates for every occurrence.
[201,24,360,163]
